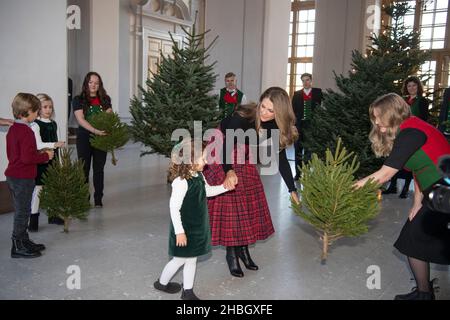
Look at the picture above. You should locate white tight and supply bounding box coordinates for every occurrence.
[159,257,197,290]
[31,185,43,215]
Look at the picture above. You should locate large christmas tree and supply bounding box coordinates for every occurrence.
[130,24,221,157]
[303,1,430,177]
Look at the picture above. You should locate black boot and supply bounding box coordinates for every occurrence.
[226,246,244,277]
[29,213,39,232]
[48,216,64,225]
[236,245,258,270]
[23,238,46,252]
[394,288,435,300]
[382,183,397,194]
[153,279,182,294]
[11,239,42,258]
[181,289,200,300]
[399,179,411,199]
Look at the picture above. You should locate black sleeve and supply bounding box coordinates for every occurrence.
[221,115,252,173]
[384,128,427,170]
[419,98,429,121]
[278,148,296,192]
[72,96,83,113]
[103,95,112,110]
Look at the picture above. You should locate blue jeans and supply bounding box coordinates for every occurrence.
[7,177,35,240]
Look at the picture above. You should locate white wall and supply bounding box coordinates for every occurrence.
[313,0,377,91]
[205,0,291,102]
[261,0,291,91]
[0,0,68,181]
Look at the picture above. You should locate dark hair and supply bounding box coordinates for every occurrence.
[225,72,236,79]
[402,76,424,97]
[235,103,257,120]
[78,72,111,114]
[301,73,313,81]
[12,93,40,119]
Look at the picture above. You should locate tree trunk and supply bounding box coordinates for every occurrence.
[64,217,70,233]
[321,232,329,263]
[111,150,117,166]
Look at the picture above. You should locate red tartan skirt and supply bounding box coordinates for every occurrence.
[203,137,274,246]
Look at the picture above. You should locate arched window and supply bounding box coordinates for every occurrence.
[287,0,316,97]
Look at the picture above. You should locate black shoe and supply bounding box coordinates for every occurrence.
[382,187,397,194]
[23,238,46,252]
[394,288,435,300]
[29,213,39,232]
[226,246,244,277]
[399,191,409,199]
[94,200,103,208]
[181,289,200,300]
[153,279,182,294]
[48,216,65,225]
[11,239,42,258]
[236,245,258,270]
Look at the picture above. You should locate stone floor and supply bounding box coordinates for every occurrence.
[0,143,448,300]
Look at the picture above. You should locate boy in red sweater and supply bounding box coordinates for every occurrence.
[5,93,54,258]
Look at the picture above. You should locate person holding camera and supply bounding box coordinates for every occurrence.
[354,93,450,300]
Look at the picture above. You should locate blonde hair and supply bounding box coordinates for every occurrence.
[11,93,40,119]
[168,139,206,182]
[369,93,411,157]
[256,87,298,149]
[36,93,55,119]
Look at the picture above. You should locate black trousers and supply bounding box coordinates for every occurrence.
[7,177,35,240]
[294,124,311,176]
[76,132,107,203]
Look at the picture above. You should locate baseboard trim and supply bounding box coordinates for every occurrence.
[0,181,13,214]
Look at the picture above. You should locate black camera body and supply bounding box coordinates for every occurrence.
[427,156,450,214]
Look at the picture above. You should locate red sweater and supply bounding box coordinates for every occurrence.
[4,122,50,179]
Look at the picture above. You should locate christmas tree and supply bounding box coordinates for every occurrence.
[89,112,130,165]
[292,139,380,263]
[40,148,90,233]
[129,23,221,157]
[303,1,430,177]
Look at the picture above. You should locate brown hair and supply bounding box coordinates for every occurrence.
[301,73,313,81]
[78,72,111,114]
[256,87,298,149]
[36,93,55,119]
[225,72,236,79]
[402,76,424,97]
[168,139,206,182]
[369,93,411,157]
[11,93,40,119]
[235,103,257,120]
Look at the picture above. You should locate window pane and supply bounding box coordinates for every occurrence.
[436,0,448,10]
[299,22,308,33]
[421,13,434,25]
[433,26,446,39]
[306,46,314,56]
[420,41,432,50]
[297,34,308,46]
[308,22,315,33]
[432,40,445,49]
[420,27,433,39]
[435,11,447,24]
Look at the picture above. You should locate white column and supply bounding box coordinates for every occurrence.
[90,0,120,113]
[261,0,291,91]
[0,0,68,180]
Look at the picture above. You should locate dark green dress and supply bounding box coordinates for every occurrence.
[35,119,58,186]
[168,175,212,258]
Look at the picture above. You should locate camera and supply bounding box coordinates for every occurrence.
[427,156,450,214]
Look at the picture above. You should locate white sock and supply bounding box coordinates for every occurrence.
[31,185,43,215]
[159,257,185,285]
[183,257,197,290]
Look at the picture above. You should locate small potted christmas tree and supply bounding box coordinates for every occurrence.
[292,139,380,263]
[40,148,90,233]
[88,112,130,165]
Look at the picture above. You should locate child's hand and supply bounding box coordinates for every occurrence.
[224,183,235,191]
[55,141,65,148]
[176,233,187,247]
[46,150,55,160]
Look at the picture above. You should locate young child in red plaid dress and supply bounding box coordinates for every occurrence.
[154,139,233,300]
